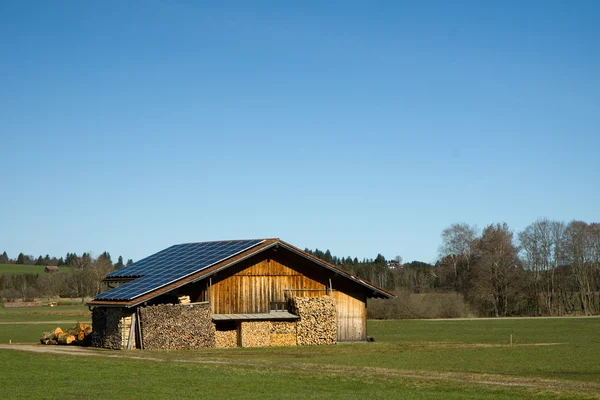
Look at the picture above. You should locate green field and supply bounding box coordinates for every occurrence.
[0,312,598,399]
[0,305,90,323]
[0,263,73,274]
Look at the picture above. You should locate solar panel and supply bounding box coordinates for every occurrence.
[94,239,265,301]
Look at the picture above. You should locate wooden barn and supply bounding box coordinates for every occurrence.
[88,239,394,350]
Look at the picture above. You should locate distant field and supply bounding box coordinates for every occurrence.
[0,264,73,274]
[0,305,90,324]
[0,317,598,399]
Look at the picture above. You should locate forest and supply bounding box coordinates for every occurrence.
[306,219,600,318]
[1,218,599,317]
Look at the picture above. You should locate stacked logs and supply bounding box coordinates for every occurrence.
[40,323,93,345]
[91,307,128,349]
[214,327,238,348]
[239,321,271,348]
[139,303,215,350]
[270,321,297,346]
[288,297,337,346]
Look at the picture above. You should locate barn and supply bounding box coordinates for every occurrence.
[87,238,394,350]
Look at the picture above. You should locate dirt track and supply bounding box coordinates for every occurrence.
[0,321,89,325]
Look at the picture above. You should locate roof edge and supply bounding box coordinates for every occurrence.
[276,240,396,299]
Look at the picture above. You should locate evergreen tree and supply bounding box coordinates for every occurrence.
[16,253,25,265]
[0,251,8,264]
[115,255,124,269]
[126,259,134,266]
[323,250,333,263]
[99,251,112,263]
[65,253,77,266]
[35,255,44,265]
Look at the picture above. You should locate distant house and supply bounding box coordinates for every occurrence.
[44,266,60,273]
[387,261,403,269]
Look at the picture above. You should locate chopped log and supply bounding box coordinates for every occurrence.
[40,327,64,343]
[40,331,54,343]
[40,323,93,345]
[57,333,76,345]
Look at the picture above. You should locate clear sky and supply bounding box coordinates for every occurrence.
[1,1,599,264]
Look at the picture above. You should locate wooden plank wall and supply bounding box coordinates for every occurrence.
[210,256,327,314]
[332,290,367,341]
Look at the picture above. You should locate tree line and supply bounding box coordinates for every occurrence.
[0,251,134,301]
[306,219,600,317]
[0,251,133,268]
[2,219,598,317]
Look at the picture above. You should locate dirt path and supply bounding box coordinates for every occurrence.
[1,344,599,398]
[0,321,90,325]
[417,315,600,321]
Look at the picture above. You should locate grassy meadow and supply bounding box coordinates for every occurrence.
[0,263,73,274]
[0,309,598,399]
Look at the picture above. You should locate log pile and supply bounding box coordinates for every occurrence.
[240,321,271,348]
[139,303,215,350]
[288,297,337,346]
[40,323,93,346]
[214,327,238,348]
[91,307,129,349]
[269,321,297,346]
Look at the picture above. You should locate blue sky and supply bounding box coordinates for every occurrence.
[1,1,599,264]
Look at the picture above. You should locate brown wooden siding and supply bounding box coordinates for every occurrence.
[210,253,327,314]
[332,290,367,341]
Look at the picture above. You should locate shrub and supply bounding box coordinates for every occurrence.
[368,291,473,319]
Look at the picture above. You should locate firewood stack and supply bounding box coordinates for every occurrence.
[139,303,215,350]
[240,321,271,347]
[40,323,93,345]
[288,297,337,346]
[214,326,238,348]
[269,321,297,346]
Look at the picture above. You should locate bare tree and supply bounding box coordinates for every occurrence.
[472,223,520,317]
[564,221,599,315]
[68,253,114,300]
[518,218,566,315]
[438,223,478,289]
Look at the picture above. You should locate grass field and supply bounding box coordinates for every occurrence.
[0,305,90,323]
[0,310,598,399]
[0,263,73,274]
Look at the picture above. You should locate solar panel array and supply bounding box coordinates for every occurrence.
[94,239,265,301]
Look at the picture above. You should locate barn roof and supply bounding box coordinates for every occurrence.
[89,238,394,307]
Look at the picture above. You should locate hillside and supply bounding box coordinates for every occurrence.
[0,264,73,275]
